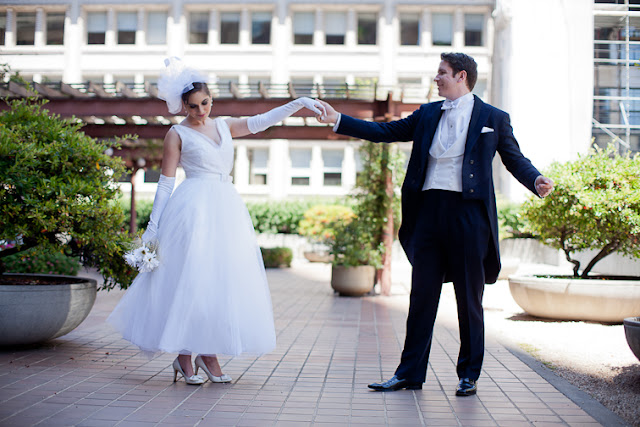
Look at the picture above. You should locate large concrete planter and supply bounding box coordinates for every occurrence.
[508,275,640,323]
[0,274,97,346]
[331,265,375,296]
[623,317,640,361]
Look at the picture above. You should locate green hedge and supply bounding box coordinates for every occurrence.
[117,198,153,232]
[2,247,81,276]
[261,247,293,268]
[246,199,350,234]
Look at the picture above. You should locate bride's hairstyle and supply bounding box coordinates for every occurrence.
[157,57,207,114]
[181,82,210,104]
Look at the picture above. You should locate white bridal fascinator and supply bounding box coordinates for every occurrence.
[157,57,207,114]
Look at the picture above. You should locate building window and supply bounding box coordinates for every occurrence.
[252,12,271,44]
[87,12,107,44]
[46,12,65,45]
[432,13,452,46]
[220,12,240,44]
[357,12,377,45]
[117,12,136,44]
[322,77,347,98]
[16,12,36,45]
[325,11,346,45]
[248,148,268,185]
[290,148,311,186]
[293,12,313,45]
[189,12,208,44]
[0,12,6,45]
[464,14,483,46]
[144,168,161,183]
[400,13,419,46]
[291,77,314,98]
[322,149,343,186]
[147,11,167,45]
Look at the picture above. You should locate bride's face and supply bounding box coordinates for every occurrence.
[184,90,212,121]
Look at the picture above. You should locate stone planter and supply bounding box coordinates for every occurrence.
[508,275,640,323]
[331,265,375,296]
[303,251,333,263]
[623,317,640,362]
[0,274,97,346]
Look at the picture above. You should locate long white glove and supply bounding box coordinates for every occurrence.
[247,97,326,134]
[141,174,176,243]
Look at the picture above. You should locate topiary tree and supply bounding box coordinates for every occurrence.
[0,96,136,290]
[522,144,640,278]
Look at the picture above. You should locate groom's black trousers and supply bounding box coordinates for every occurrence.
[395,189,490,383]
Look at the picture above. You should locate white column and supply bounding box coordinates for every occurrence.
[106,8,116,47]
[5,8,14,47]
[234,145,250,188]
[136,8,144,46]
[167,2,185,57]
[310,144,323,190]
[346,9,356,48]
[209,9,219,47]
[63,5,82,83]
[35,8,45,47]
[314,8,323,47]
[269,139,288,199]
[239,8,250,47]
[379,2,394,86]
[271,1,288,85]
[421,9,431,49]
[343,145,356,190]
[32,74,42,83]
[453,8,464,49]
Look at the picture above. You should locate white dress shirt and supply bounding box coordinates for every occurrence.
[422,92,475,192]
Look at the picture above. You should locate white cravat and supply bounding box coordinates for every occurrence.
[423,92,475,192]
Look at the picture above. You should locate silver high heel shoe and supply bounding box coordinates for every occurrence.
[172,357,205,385]
[194,355,232,383]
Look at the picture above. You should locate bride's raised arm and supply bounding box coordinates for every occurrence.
[226,97,326,138]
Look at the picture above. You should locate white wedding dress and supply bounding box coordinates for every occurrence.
[108,118,276,356]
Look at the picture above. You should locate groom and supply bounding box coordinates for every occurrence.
[317,52,554,396]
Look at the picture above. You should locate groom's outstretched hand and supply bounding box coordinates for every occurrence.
[315,99,339,124]
[535,175,554,198]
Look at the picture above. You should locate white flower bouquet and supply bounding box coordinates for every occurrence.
[123,240,160,273]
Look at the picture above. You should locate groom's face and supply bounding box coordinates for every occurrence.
[434,60,462,100]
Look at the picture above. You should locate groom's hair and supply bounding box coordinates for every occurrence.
[441,52,477,91]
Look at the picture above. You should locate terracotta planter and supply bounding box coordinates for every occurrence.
[623,317,640,362]
[508,275,640,323]
[331,265,375,296]
[0,273,97,346]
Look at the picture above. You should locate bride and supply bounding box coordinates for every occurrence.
[108,58,325,385]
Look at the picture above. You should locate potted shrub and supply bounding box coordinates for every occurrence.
[0,94,135,346]
[508,144,640,323]
[328,211,383,296]
[298,204,354,262]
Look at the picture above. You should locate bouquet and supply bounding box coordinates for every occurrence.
[123,240,160,273]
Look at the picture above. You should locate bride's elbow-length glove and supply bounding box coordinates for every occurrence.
[141,174,176,244]
[247,97,325,134]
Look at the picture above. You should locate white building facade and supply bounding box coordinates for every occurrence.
[0,0,602,201]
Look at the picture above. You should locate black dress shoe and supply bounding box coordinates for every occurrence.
[456,378,477,396]
[368,375,422,391]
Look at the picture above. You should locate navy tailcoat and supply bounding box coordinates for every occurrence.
[336,95,542,284]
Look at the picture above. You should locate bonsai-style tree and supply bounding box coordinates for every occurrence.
[0,95,136,290]
[522,144,640,278]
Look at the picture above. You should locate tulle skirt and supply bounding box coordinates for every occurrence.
[108,177,276,356]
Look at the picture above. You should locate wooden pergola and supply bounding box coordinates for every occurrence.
[1,80,428,295]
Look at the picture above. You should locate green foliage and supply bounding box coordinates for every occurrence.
[329,142,405,267]
[260,247,293,268]
[522,144,640,278]
[2,247,81,276]
[118,197,153,231]
[0,96,136,289]
[497,198,532,240]
[298,205,355,244]
[246,199,320,234]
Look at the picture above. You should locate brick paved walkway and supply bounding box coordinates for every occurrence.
[0,262,625,426]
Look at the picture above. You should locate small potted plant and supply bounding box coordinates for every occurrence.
[508,143,640,323]
[328,211,383,296]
